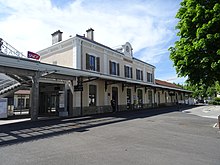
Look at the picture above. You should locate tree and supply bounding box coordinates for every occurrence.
[184,81,220,99]
[184,82,207,98]
[169,0,220,88]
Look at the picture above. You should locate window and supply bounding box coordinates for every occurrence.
[137,89,143,106]
[89,55,95,70]
[158,92,160,104]
[86,54,100,72]
[124,65,133,78]
[136,69,143,80]
[147,72,153,82]
[165,92,167,103]
[89,85,97,106]
[17,98,25,108]
[109,61,120,76]
[127,88,131,108]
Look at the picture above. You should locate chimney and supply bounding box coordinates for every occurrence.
[51,30,63,45]
[86,28,94,40]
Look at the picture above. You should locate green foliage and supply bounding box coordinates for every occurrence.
[169,0,220,88]
[183,82,206,98]
[173,83,184,88]
[214,97,220,102]
[184,81,220,99]
[212,97,220,105]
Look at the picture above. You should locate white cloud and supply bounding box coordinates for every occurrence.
[0,0,181,68]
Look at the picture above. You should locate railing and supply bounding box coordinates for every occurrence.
[0,38,26,58]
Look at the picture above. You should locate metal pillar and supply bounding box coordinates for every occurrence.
[79,78,83,116]
[64,83,68,112]
[59,83,69,117]
[31,72,40,121]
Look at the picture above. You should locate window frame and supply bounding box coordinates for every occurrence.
[147,72,153,83]
[136,69,143,80]
[124,65,133,78]
[109,60,120,76]
[86,53,100,72]
[89,84,97,106]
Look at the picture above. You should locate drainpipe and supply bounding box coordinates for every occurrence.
[81,40,83,70]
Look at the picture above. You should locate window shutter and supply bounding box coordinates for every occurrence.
[124,65,127,77]
[86,54,89,70]
[109,61,112,74]
[136,69,138,79]
[96,57,100,72]
[117,63,120,76]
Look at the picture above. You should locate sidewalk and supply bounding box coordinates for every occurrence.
[0,106,180,125]
[0,105,192,126]
[182,105,220,119]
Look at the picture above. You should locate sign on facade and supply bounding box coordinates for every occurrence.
[27,51,40,60]
[74,85,83,92]
[0,98,8,118]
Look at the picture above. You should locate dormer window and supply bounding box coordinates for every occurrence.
[123,42,133,57]
[126,46,130,53]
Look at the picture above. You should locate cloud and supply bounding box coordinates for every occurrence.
[0,0,181,67]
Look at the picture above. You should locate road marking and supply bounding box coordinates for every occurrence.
[213,123,218,128]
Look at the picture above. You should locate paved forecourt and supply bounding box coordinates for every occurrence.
[182,105,220,119]
[0,108,219,165]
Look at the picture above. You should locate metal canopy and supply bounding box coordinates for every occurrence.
[0,52,191,93]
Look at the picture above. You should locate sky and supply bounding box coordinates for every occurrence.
[0,0,187,84]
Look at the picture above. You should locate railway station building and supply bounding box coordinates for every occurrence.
[36,28,192,117]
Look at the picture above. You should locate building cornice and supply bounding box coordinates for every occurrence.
[76,34,156,69]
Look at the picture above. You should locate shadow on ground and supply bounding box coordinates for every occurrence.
[0,106,193,147]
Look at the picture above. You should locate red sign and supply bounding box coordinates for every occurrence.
[27,51,40,60]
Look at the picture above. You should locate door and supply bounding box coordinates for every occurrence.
[137,89,143,108]
[127,88,131,110]
[112,87,118,112]
[158,92,160,105]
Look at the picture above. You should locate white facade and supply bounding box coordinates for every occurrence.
[37,29,191,116]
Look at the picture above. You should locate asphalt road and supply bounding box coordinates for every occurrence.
[0,107,219,165]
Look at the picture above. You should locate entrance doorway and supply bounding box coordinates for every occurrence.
[112,87,118,112]
[158,92,160,105]
[39,92,59,116]
[127,88,131,110]
[137,89,143,108]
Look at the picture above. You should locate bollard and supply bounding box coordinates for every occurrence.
[218,115,220,129]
